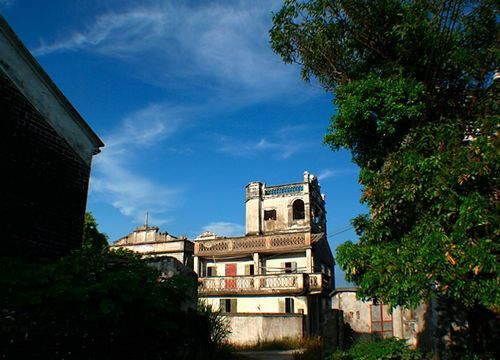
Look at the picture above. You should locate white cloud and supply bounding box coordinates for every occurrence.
[202,222,244,237]
[218,124,311,159]
[90,102,189,223]
[31,1,314,103]
[219,137,297,159]
[106,103,189,148]
[32,8,166,57]
[0,0,14,9]
[317,168,359,181]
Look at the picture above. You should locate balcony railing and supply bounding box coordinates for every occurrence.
[195,232,310,256]
[198,273,328,295]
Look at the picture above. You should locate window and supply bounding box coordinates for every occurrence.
[284,261,297,273]
[279,298,295,313]
[264,209,276,220]
[370,303,393,339]
[206,265,217,277]
[403,307,416,321]
[292,199,305,220]
[245,264,255,275]
[220,299,237,313]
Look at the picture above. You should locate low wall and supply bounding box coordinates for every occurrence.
[225,313,303,345]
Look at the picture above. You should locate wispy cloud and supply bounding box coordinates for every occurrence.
[106,103,189,148]
[0,0,14,9]
[201,222,244,237]
[218,124,312,159]
[317,168,359,181]
[31,1,314,103]
[32,8,165,57]
[90,103,189,224]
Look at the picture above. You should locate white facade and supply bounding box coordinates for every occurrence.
[111,225,194,268]
[194,172,334,345]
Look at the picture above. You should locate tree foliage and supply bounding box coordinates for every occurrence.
[0,250,215,359]
[82,212,109,254]
[271,0,498,355]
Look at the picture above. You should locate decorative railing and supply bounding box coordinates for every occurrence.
[308,273,324,291]
[199,273,328,295]
[196,233,310,256]
[264,184,304,196]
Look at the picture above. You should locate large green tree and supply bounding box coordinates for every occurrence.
[82,212,109,254]
[271,0,498,355]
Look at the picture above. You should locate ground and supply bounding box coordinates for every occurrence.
[235,349,299,359]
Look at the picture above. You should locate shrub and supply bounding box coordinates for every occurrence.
[327,338,423,360]
[0,250,210,359]
[197,300,232,358]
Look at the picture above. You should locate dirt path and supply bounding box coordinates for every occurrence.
[235,349,300,360]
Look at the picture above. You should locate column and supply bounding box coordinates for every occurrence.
[253,252,260,275]
[306,249,312,273]
[193,256,200,275]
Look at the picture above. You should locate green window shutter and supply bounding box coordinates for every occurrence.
[278,299,285,313]
[219,299,226,312]
[230,299,237,313]
[213,266,217,276]
[245,264,250,275]
[291,262,297,273]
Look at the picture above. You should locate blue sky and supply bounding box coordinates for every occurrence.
[2,0,365,286]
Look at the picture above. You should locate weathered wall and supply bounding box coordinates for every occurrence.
[331,291,372,334]
[202,252,308,276]
[0,70,90,258]
[204,295,308,314]
[264,253,307,274]
[225,313,303,345]
[332,290,434,348]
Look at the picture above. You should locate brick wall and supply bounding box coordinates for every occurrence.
[0,70,91,258]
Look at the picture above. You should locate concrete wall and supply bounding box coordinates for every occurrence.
[204,295,308,314]
[0,70,91,258]
[203,256,254,276]
[261,194,310,234]
[264,253,307,274]
[245,181,311,236]
[202,253,307,276]
[332,290,433,348]
[331,291,372,334]
[225,313,304,345]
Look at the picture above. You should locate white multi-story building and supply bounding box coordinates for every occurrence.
[193,172,334,344]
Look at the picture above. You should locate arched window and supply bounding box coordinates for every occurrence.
[292,199,305,220]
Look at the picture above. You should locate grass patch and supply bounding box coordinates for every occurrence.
[233,336,302,351]
[233,336,322,352]
[293,337,324,360]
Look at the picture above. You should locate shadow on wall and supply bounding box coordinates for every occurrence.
[422,297,500,359]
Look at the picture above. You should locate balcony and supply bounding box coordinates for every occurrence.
[198,273,329,296]
[195,232,319,257]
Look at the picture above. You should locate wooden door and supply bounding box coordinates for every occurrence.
[225,263,237,288]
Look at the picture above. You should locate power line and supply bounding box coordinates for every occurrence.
[327,226,354,238]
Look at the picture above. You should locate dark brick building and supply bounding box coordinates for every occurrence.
[0,16,104,258]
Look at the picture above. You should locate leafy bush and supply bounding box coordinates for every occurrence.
[197,300,232,357]
[327,338,423,360]
[0,250,212,359]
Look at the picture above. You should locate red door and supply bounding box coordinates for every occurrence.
[225,263,237,288]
